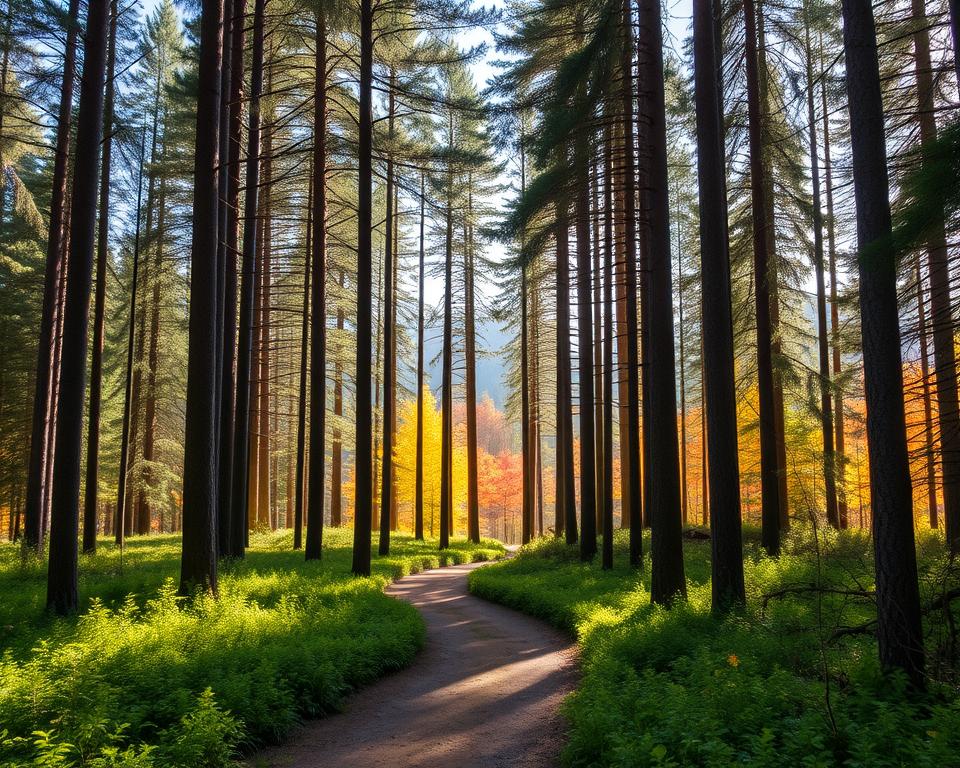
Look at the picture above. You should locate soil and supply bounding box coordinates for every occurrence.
[251,560,578,768]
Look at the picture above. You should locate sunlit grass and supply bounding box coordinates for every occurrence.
[469,527,960,767]
[0,528,504,766]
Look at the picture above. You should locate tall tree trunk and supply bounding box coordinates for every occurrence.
[841,0,924,687]
[757,3,789,531]
[82,0,117,553]
[575,128,597,562]
[805,15,838,528]
[556,200,577,544]
[917,258,938,528]
[217,0,244,556]
[25,0,80,551]
[294,172,312,550]
[306,10,327,560]
[415,174,426,540]
[141,166,168,536]
[639,0,686,605]
[521,260,532,545]
[46,0,110,613]
[179,0,223,595]
[247,214,263,530]
[230,0,265,559]
[675,178,688,528]
[331,269,344,526]
[820,51,847,528]
[601,122,614,570]
[257,77,273,530]
[352,0,374,575]
[591,160,604,532]
[439,135,454,551]
[621,0,643,563]
[693,0,744,609]
[465,184,480,544]
[116,126,147,546]
[378,74,395,555]
[911,0,960,550]
[743,0,782,554]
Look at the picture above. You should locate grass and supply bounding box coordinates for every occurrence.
[0,528,504,767]
[468,526,960,767]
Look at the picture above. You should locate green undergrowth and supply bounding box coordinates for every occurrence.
[468,527,960,767]
[0,529,504,767]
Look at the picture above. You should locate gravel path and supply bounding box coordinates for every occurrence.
[252,561,577,768]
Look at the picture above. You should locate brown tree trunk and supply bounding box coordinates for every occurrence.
[841,0,924,687]
[46,0,111,613]
[25,0,80,551]
[179,0,224,595]
[693,0,744,609]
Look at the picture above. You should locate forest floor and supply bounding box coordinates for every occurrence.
[470,528,960,767]
[0,529,504,766]
[251,560,578,768]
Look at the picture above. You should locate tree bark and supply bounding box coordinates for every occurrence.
[229,0,265,559]
[911,0,960,549]
[179,0,224,596]
[639,0,686,605]
[352,0,374,575]
[556,200,577,545]
[46,0,111,613]
[620,0,642,564]
[82,0,118,553]
[841,0,925,687]
[415,175,426,540]
[306,9,327,560]
[693,0,744,609]
[25,0,81,551]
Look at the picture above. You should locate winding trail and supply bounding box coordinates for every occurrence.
[253,561,578,768]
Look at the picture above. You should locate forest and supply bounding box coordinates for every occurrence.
[2,0,960,764]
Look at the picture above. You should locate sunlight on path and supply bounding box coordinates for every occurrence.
[252,561,577,768]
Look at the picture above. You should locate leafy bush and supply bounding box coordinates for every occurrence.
[0,529,503,766]
[469,529,960,767]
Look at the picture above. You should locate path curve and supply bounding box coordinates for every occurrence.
[253,561,578,768]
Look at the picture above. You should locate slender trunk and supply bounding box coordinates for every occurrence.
[465,184,480,544]
[352,0,374,575]
[82,0,117,553]
[217,0,244,556]
[46,0,110,613]
[805,15,838,528]
[24,0,80,551]
[116,127,147,546]
[141,165,168,536]
[521,260,531,545]
[841,0,924,687]
[621,0,643,563]
[591,159,604,532]
[911,0,960,551]
[575,128,597,562]
[744,0,781,554]
[306,10,327,560]
[331,269,344,526]
[415,175,426,540]
[693,0,744,609]
[294,171,312,549]
[378,74,395,555]
[179,0,223,595]
[601,122,614,570]
[917,258,938,527]
[257,107,273,530]
[556,200,577,544]
[439,136,454,551]
[820,48,847,528]
[230,0,265,559]
[639,0,686,604]
[676,179,688,528]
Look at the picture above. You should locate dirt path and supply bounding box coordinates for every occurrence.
[252,561,577,768]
